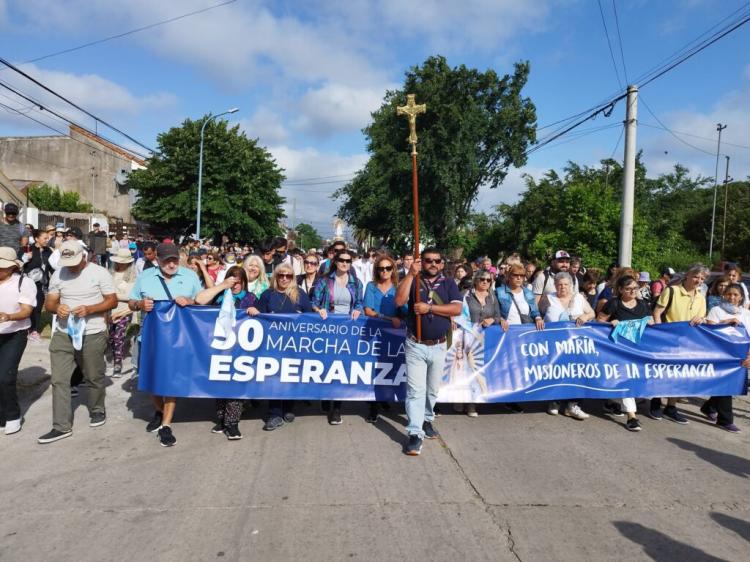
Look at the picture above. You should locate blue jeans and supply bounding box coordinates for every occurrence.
[405,338,447,438]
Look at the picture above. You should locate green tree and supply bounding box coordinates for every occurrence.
[128,117,285,242]
[295,222,323,251]
[335,55,536,249]
[28,183,93,213]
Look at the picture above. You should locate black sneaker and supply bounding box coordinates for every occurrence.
[700,403,718,422]
[224,424,243,440]
[405,434,423,456]
[211,422,225,434]
[626,418,642,432]
[365,404,379,423]
[146,411,163,433]
[603,401,625,417]
[663,406,689,425]
[263,415,285,431]
[328,409,343,425]
[89,412,106,427]
[648,406,663,420]
[38,429,72,444]
[283,411,295,423]
[158,426,176,447]
[422,421,439,439]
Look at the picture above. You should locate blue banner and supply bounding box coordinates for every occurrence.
[138,302,749,401]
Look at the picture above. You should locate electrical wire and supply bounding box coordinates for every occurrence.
[597,0,624,89]
[611,0,629,83]
[20,0,238,65]
[639,96,716,156]
[639,122,750,151]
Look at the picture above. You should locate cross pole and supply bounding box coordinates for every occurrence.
[397,94,426,340]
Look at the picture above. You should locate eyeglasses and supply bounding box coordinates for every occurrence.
[477,278,491,283]
[376,266,393,272]
[423,258,443,265]
[304,260,319,266]
[337,258,352,264]
[277,273,294,280]
[622,286,638,292]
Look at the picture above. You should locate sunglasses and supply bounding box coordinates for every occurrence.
[337,258,352,264]
[477,278,492,283]
[304,260,319,266]
[376,266,393,272]
[622,286,638,292]
[510,273,525,278]
[423,258,443,265]
[277,273,294,280]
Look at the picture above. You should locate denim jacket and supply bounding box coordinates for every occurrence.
[496,284,541,320]
[312,271,364,313]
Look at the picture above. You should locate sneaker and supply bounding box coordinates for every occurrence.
[663,406,689,424]
[89,413,106,427]
[27,331,41,343]
[365,404,379,423]
[158,426,176,447]
[263,416,285,431]
[603,401,625,417]
[328,409,343,425]
[718,423,741,433]
[547,401,560,416]
[422,421,440,439]
[4,418,22,435]
[404,434,423,456]
[224,424,243,440]
[700,403,718,422]
[70,386,80,398]
[626,418,642,432]
[211,422,225,434]
[38,429,72,444]
[564,404,590,420]
[466,404,479,418]
[146,411,163,433]
[283,411,295,423]
[648,407,663,420]
[112,363,122,378]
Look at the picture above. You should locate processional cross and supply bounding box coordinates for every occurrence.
[397,94,427,339]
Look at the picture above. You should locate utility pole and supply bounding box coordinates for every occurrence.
[291,197,296,230]
[720,155,731,260]
[618,85,638,268]
[708,123,726,262]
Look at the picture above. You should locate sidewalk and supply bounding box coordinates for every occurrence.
[2,337,749,562]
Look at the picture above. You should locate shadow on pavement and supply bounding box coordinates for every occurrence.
[710,512,750,542]
[613,521,729,562]
[667,438,750,479]
[17,366,50,419]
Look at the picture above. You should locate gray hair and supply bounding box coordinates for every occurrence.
[685,263,709,277]
[554,271,574,285]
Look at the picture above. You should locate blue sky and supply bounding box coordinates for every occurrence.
[1,0,749,238]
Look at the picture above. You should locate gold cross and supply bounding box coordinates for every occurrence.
[397,94,426,152]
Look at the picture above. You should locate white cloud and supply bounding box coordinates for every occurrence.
[293,82,391,136]
[474,165,550,210]
[240,108,288,146]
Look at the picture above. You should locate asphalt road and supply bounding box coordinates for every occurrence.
[1,342,749,562]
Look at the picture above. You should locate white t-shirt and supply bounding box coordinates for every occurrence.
[707,305,750,334]
[544,293,586,323]
[507,290,530,325]
[0,273,37,334]
[48,262,115,335]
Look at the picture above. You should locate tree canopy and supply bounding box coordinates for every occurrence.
[335,55,536,250]
[28,183,93,213]
[128,117,285,242]
[295,222,323,251]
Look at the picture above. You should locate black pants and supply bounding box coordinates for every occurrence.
[268,400,295,418]
[29,282,44,333]
[705,396,733,425]
[0,330,28,422]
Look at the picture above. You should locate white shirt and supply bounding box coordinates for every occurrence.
[707,305,750,334]
[353,258,373,287]
[507,290,530,325]
[543,293,586,323]
[0,273,38,334]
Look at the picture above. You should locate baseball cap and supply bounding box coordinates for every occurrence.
[660,266,675,276]
[157,243,179,261]
[3,202,19,215]
[58,240,84,267]
[67,226,83,239]
[554,250,571,260]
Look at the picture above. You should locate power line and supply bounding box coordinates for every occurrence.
[285,172,357,183]
[0,56,156,154]
[639,97,718,157]
[611,0,629,83]
[639,122,750,151]
[20,0,238,65]
[608,125,624,160]
[597,0,623,89]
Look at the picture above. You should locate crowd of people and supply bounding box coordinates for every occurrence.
[1,200,749,456]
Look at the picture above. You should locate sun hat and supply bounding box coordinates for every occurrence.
[110,248,135,264]
[0,247,22,269]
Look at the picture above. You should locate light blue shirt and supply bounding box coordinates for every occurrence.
[129,266,202,301]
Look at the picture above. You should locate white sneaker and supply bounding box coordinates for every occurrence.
[564,404,590,420]
[466,404,478,418]
[4,418,21,435]
[547,401,560,416]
